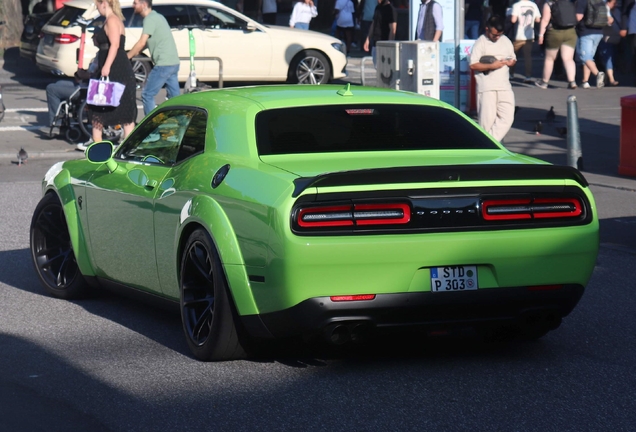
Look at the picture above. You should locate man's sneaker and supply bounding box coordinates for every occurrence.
[597,71,605,88]
[76,140,92,152]
[535,80,548,89]
[582,82,591,89]
[523,77,534,84]
[568,81,577,89]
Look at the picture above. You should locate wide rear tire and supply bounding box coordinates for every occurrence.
[30,193,89,299]
[180,229,247,361]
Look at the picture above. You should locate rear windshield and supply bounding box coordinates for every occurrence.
[255,105,499,155]
[48,6,86,27]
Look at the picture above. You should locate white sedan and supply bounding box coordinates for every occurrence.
[36,0,347,85]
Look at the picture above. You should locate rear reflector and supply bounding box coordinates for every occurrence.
[330,294,376,302]
[298,203,411,228]
[482,197,582,221]
[55,34,80,44]
[527,284,563,291]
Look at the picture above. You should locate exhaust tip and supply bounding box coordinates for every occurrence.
[324,324,350,345]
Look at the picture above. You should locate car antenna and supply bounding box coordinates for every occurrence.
[337,83,353,97]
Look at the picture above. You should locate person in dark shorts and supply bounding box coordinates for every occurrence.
[535,0,578,89]
[363,0,397,66]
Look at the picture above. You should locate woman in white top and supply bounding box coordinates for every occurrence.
[289,0,318,30]
[334,0,356,53]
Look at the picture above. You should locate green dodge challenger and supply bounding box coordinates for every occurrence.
[30,85,599,361]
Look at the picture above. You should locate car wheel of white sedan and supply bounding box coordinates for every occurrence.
[30,193,90,299]
[289,50,331,85]
[131,55,151,89]
[180,229,247,361]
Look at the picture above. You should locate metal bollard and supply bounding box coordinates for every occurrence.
[567,95,583,170]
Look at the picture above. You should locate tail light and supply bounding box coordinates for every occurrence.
[330,294,376,302]
[297,203,411,229]
[482,197,582,221]
[55,34,80,44]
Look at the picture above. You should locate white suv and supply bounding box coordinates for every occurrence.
[36,0,347,85]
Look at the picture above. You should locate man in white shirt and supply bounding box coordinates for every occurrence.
[510,0,541,82]
[470,15,517,142]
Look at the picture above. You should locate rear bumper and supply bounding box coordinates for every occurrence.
[241,284,585,339]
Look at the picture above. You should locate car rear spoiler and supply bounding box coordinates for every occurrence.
[291,164,588,197]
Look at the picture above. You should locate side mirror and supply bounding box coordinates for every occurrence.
[86,141,121,173]
[246,22,257,32]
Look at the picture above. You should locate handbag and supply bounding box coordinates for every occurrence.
[87,77,125,107]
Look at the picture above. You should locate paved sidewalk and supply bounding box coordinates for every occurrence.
[2,47,636,191]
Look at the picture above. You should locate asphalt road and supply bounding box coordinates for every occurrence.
[2,56,636,430]
[0,163,634,432]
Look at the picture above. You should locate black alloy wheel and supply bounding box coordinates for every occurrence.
[30,193,89,299]
[180,229,247,361]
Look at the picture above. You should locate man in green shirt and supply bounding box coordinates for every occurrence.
[127,0,180,115]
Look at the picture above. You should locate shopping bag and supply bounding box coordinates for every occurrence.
[86,77,125,107]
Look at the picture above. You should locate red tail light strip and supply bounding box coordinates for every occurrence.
[298,203,411,228]
[355,203,411,225]
[482,197,582,221]
[298,205,353,228]
[55,34,80,44]
[330,294,376,302]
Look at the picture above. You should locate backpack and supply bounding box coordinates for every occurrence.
[584,0,609,28]
[550,0,577,29]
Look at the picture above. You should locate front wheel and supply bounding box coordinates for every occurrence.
[288,50,331,85]
[131,56,151,89]
[30,193,89,299]
[180,229,247,361]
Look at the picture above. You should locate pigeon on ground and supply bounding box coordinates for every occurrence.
[546,106,556,123]
[17,148,28,166]
[534,121,543,135]
[556,126,568,138]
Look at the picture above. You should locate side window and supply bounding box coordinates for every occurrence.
[154,5,192,28]
[123,8,143,28]
[176,111,207,163]
[116,109,202,166]
[193,6,246,30]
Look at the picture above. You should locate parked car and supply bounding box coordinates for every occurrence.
[20,11,55,61]
[35,0,347,85]
[30,85,599,361]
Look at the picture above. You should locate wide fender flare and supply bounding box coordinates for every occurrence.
[44,169,96,277]
[178,195,259,316]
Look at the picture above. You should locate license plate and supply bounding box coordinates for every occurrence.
[431,266,478,292]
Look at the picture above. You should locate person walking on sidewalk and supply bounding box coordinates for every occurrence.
[127,0,180,115]
[510,0,541,82]
[260,0,278,25]
[470,15,517,142]
[535,0,578,89]
[415,0,443,41]
[363,0,397,66]
[576,0,610,88]
[289,0,317,29]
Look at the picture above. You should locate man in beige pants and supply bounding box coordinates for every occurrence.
[469,15,517,142]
